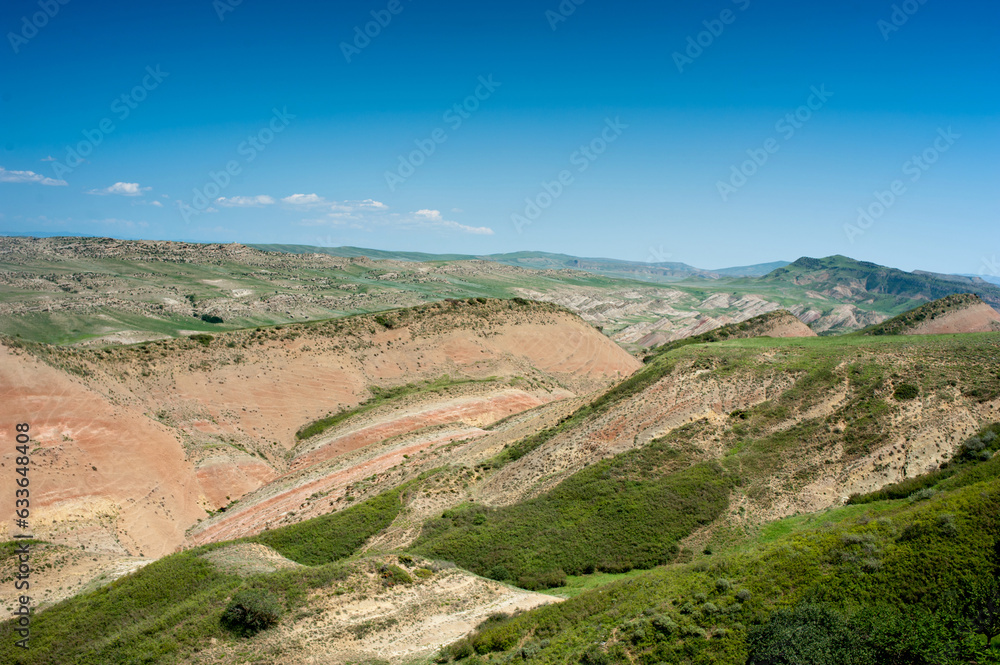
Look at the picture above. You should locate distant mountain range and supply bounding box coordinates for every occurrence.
[758,255,1000,312]
[251,244,1000,307]
[250,244,790,281]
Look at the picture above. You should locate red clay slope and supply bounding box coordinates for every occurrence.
[0,299,640,557]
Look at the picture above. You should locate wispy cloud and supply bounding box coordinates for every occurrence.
[216,195,276,207]
[0,166,68,187]
[282,193,327,206]
[412,209,494,235]
[304,205,493,236]
[89,182,151,196]
[40,156,57,162]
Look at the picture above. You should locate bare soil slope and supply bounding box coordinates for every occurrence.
[180,554,556,665]
[906,301,1000,334]
[0,299,638,604]
[861,293,1000,336]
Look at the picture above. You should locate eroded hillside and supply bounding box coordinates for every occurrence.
[1,310,999,664]
[0,299,639,608]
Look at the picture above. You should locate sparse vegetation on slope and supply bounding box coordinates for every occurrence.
[641,309,813,362]
[295,376,498,441]
[859,293,988,336]
[848,424,1000,504]
[0,474,438,664]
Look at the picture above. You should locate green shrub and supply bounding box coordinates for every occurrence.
[517,569,567,590]
[893,383,920,400]
[486,565,512,582]
[448,638,474,660]
[189,333,213,347]
[472,621,519,654]
[909,487,937,502]
[220,588,282,636]
[580,648,612,665]
[651,614,677,636]
[379,564,412,587]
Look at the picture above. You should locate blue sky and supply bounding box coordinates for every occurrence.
[1,0,997,274]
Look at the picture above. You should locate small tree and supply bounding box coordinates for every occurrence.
[968,580,1000,648]
[221,589,282,636]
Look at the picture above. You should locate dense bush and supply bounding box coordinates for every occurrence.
[747,602,978,664]
[413,446,734,588]
[747,604,852,664]
[893,383,920,400]
[253,478,417,565]
[220,589,282,636]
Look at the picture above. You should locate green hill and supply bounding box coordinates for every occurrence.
[762,255,1000,311]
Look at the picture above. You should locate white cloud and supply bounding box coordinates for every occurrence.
[331,198,388,213]
[0,166,67,187]
[89,182,151,196]
[150,200,163,207]
[414,209,443,221]
[282,193,327,206]
[216,195,276,207]
[40,156,56,162]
